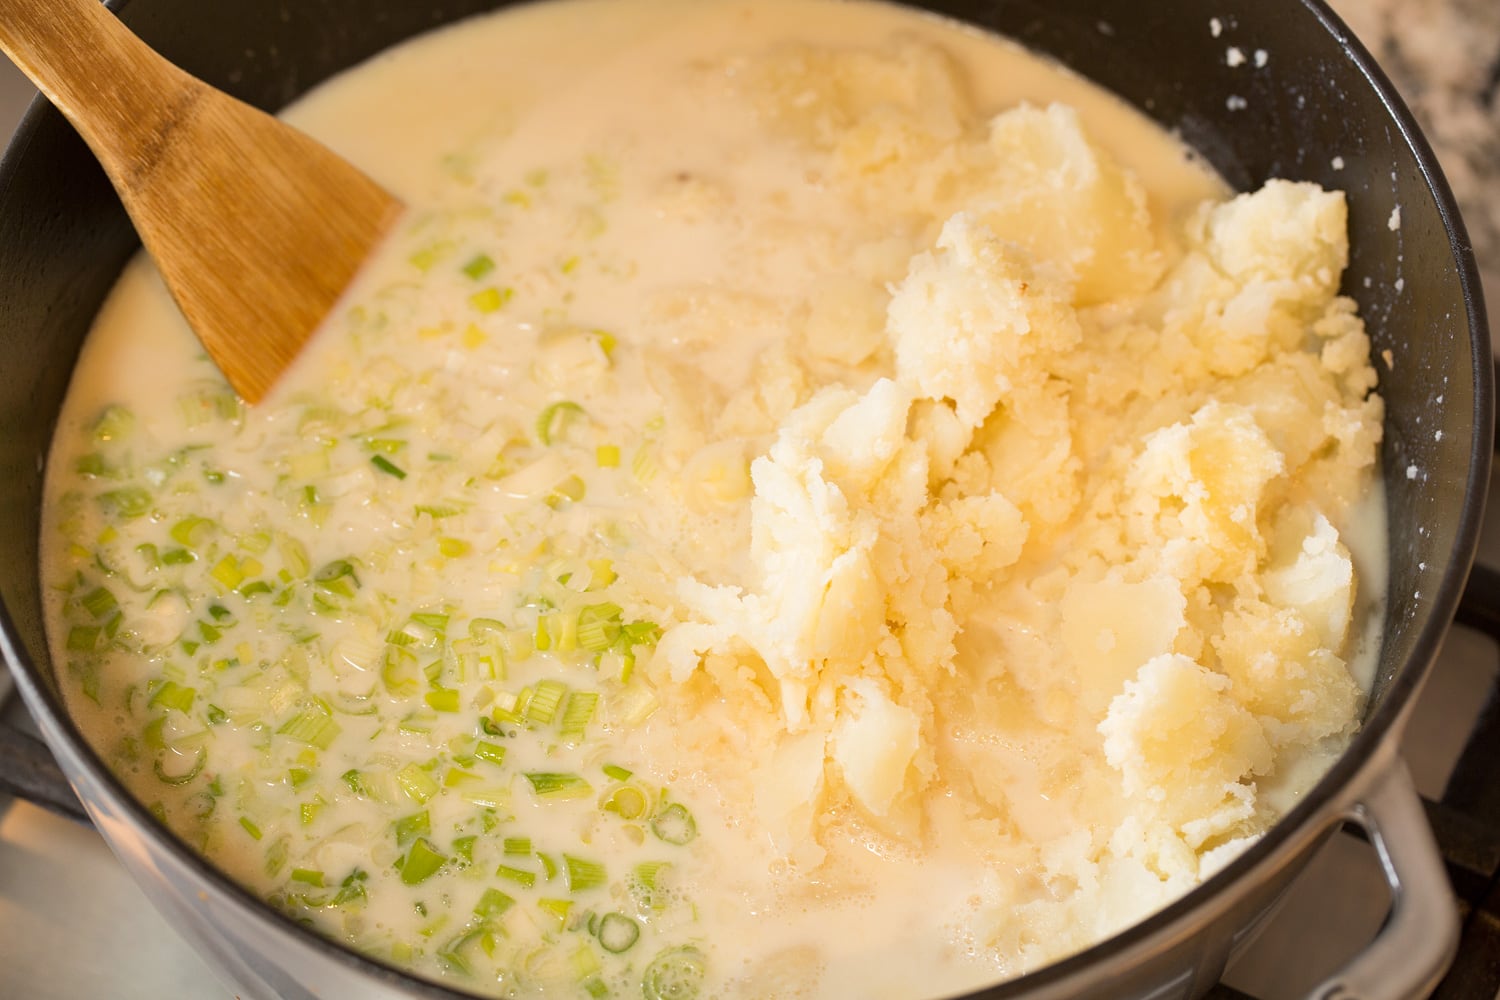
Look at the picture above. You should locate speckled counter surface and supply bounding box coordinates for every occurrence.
[1330,0,1500,346]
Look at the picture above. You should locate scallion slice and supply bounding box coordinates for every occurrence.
[524,772,592,799]
[399,838,447,885]
[650,803,697,846]
[596,912,640,953]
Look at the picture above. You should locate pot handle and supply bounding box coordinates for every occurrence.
[1301,754,1458,1000]
[0,714,88,824]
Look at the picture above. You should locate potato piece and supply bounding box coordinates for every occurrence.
[1061,574,1186,715]
[1100,654,1273,837]
[978,104,1162,303]
[887,213,1081,428]
[833,678,921,816]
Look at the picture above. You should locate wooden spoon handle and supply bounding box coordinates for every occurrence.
[0,0,401,403]
[0,0,198,185]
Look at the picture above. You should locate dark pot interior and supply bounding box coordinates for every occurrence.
[0,1,1489,998]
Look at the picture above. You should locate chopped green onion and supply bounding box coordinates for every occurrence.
[545,475,586,510]
[474,887,515,919]
[595,444,620,468]
[341,769,373,798]
[314,559,360,597]
[564,855,606,893]
[475,741,507,767]
[394,810,431,846]
[524,772,592,799]
[399,838,447,885]
[651,802,698,845]
[602,764,633,782]
[148,680,196,714]
[79,586,118,620]
[495,864,536,889]
[331,869,368,906]
[461,253,496,281]
[278,706,341,750]
[576,603,622,652]
[597,912,640,953]
[469,286,513,313]
[602,785,650,821]
[239,817,263,841]
[98,487,152,519]
[397,763,440,804]
[169,516,216,548]
[371,455,407,479]
[525,680,567,724]
[642,947,706,1000]
[536,897,572,928]
[452,835,476,864]
[536,401,586,446]
[64,620,100,653]
[559,692,598,740]
[425,688,461,713]
[503,836,531,856]
[290,868,325,887]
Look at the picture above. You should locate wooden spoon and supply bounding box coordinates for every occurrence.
[0,0,402,403]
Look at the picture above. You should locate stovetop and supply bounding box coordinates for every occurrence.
[1,1,1497,997]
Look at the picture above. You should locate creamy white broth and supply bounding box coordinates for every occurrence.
[43,1,1386,997]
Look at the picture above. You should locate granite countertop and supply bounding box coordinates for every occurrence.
[1329,0,1500,348]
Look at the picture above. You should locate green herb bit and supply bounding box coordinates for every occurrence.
[525,772,592,800]
[394,810,432,846]
[564,855,606,893]
[399,838,447,885]
[371,455,408,479]
[461,253,496,281]
[642,946,706,1000]
[536,401,587,446]
[651,803,698,846]
[239,817,263,841]
[596,912,640,953]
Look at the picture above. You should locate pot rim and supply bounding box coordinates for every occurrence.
[1,0,1492,996]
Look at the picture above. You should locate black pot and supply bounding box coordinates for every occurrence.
[0,1,1490,998]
